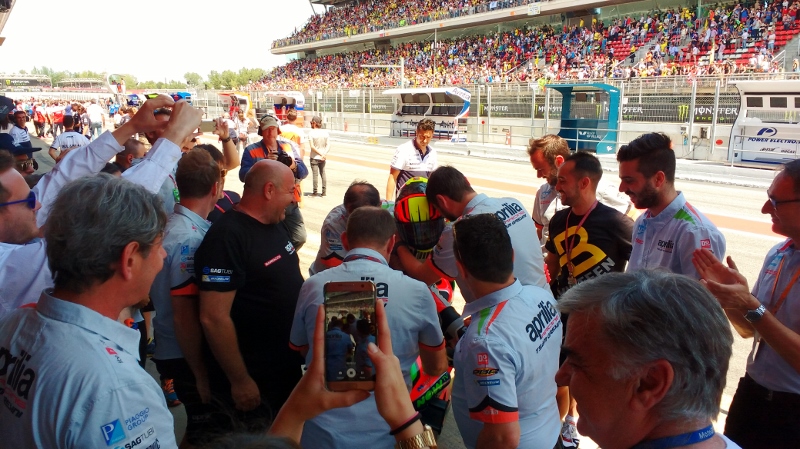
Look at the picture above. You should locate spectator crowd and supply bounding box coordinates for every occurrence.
[258,1,800,91]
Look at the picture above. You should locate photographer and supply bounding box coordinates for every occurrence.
[239,115,308,250]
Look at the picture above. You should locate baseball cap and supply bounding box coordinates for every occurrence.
[260,115,280,131]
[0,134,43,158]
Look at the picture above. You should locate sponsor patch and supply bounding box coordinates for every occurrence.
[657,239,674,253]
[117,426,156,449]
[101,419,126,446]
[201,275,230,283]
[700,239,711,249]
[477,353,488,366]
[476,379,500,387]
[180,245,189,255]
[473,368,499,377]
[125,408,149,431]
[285,242,296,254]
[264,254,282,267]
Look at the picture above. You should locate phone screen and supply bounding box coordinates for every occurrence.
[323,281,377,391]
[199,120,216,133]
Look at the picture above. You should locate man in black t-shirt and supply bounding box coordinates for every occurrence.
[544,151,633,447]
[194,159,304,433]
[545,151,633,297]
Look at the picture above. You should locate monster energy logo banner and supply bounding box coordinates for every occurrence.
[1,78,47,87]
[676,105,738,123]
[479,103,531,118]
[534,104,563,119]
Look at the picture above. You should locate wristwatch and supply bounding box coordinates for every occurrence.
[395,425,437,449]
[744,303,767,323]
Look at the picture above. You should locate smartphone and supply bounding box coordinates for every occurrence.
[323,281,377,392]
[199,119,216,133]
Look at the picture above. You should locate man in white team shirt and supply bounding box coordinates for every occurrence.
[49,115,90,162]
[396,166,548,302]
[86,98,106,141]
[527,134,632,249]
[450,213,561,449]
[386,119,437,200]
[290,206,447,448]
[0,175,179,449]
[616,132,725,278]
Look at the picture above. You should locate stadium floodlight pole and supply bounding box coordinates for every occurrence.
[362,57,405,87]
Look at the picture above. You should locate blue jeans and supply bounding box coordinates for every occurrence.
[90,122,103,141]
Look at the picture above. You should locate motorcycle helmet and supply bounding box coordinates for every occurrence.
[394,177,445,257]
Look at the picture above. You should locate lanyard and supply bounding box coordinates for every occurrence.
[630,425,715,449]
[343,254,386,265]
[766,251,800,316]
[214,191,234,214]
[565,200,598,274]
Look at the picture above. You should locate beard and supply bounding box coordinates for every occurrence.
[628,182,659,210]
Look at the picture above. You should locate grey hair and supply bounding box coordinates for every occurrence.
[558,270,733,423]
[45,174,166,293]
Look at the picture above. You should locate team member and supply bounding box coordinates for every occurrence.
[49,115,90,163]
[544,151,633,447]
[0,96,201,317]
[148,149,221,446]
[546,152,633,296]
[239,115,307,250]
[290,206,447,448]
[693,159,800,448]
[9,110,32,149]
[386,118,437,200]
[195,160,304,433]
[1,134,41,177]
[528,135,632,248]
[309,181,381,275]
[0,175,178,449]
[556,270,739,449]
[451,214,562,449]
[617,132,725,278]
[397,166,548,301]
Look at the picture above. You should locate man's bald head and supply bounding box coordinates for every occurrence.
[244,160,293,194]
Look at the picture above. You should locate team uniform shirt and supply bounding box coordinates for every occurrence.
[545,203,633,297]
[389,139,436,196]
[309,204,348,275]
[0,133,181,318]
[290,248,444,449]
[9,124,31,147]
[148,204,210,361]
[50,131,90,152]
[748,239,800,394]
[452,280,561,449]
[532,179,633,248]
[627,192,726,278]
[0,291,178,449]
[432,193,548,302]
[194,209,304,406]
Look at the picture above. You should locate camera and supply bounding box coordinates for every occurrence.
[276,152,294,168]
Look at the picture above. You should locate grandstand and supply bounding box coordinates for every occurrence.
[265,0,800,90]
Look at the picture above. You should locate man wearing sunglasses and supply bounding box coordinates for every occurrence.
[692,159,800,448]
[0,96,203,318]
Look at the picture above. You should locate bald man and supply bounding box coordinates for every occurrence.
[194,160,305,436]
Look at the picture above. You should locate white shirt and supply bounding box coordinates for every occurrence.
[0,132,182,318]
[290,248,444,449]
[9,125,30,147]
[627,192,726,279]
[308,127,331,160]
[50,131,90,152]
[452,281,561,449]
[0,291,178,449]
[433,193,549,301]
[86,103,105,123]
[309,204,348,275]
[390,139,437,196]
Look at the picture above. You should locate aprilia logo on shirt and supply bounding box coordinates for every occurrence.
[657,239,674,253]
[0,346,36,418]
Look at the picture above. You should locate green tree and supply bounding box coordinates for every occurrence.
[184,72,203,86]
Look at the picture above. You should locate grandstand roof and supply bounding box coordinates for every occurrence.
[310,0,351,5]
[271,0,636,55]
[0,0,17,43]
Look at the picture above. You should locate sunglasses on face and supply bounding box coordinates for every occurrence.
[0,190,36,209]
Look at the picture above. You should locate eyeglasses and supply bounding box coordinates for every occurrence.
[16,159,33,170]
[769,197,800,208]
[0,190,36,209]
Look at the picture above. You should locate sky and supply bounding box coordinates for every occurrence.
[0,0,317,82]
